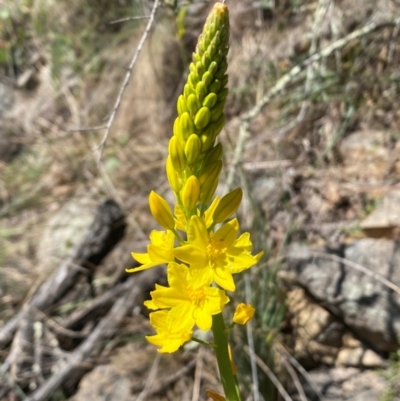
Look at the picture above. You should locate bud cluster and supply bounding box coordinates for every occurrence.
[167,3,230,220]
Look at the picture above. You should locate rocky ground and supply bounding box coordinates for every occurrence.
[2,0,400,400]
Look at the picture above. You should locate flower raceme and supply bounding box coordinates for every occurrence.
[128,2,263,371]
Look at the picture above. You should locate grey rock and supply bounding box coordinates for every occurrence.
[288,366,386,401]
[71,365,131,401]
[36,195,98,275]
[338,130,389,167]
[285,239,400,352]
[360,190,400,238]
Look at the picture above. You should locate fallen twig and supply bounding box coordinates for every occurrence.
[25,268,162,401]
[0,199,126,350]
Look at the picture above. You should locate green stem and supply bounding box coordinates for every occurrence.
[211,313,242,401]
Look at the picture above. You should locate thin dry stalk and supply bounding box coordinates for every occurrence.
[226,16,400,190]
[191,347,205,401]
[280,354,308,401]
[244,345,293,401]
[276,344,325,401]
[135,353,161,401]
[95,0,160,165]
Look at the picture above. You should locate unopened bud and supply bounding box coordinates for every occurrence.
[203,143,223,165]
[187,94,201,116]
[208,61,218,75]
[212,187,242,223]
[179,112,194,141]
[166,157,182,193]
[196,81,207,101]
[210,102,224,122]
[199,160,222,188]
[214,114,225,136]
[200,176,219,204]
[196,61,205,77]
[202,71,213,86]
[149,191,175,230]
[203,93,218,109]
[200,124,217,152]
[185,134,202,164]
[194,106,211,130]
[209,79,221,93]
[233,303,255,325]
[177,95,188,116]
[169,136,186,173]
[181,175,200,211]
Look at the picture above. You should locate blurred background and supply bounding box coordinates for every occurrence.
[1,0,400,400]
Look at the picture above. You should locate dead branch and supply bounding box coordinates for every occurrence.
[60,279,131,331]
[0,199,126,350]
[25,268,162,401]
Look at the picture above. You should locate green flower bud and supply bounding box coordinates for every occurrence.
[214,114,225,136]
[173,117,181,139]
[194,106,211,130]
[199,160,222,188]
[203,142,223,165]
[181,175,200,211]
[196,61,205,77]
[187,94,201,116]
[212,188,243,223]
[185,134,202,164]
[200,124,217,152]
[203,93,218,109]
[179,112,194,141]
[202,71,213,86]
[177,95,188,116]
[200,176,219,204]
[166,156,182,193]
[209,79,221,94]
[189,71,200,87]
[184,83,195,98]
[193,52,201,63]
[196,81,207,101]
[149,190,175,230]
[215,59,228,79]
[220,74,228,88]
[173,1,229,183]
[208,61,218,75]
[210,102,224,122]
[202,52,211,69]
[218,88,228,103]
[169,136,186,173]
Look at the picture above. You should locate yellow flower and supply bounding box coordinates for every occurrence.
[127,230,175,273]
[173,216,263,291]
[146,310,192,353]
[233,303,255,325]
[145,262,229,331]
